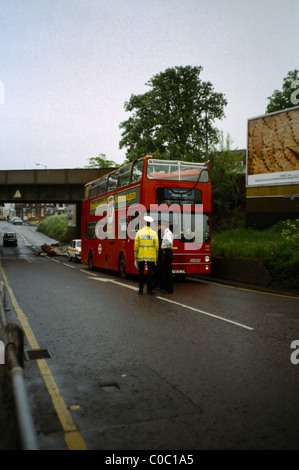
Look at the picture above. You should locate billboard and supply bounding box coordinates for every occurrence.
[247,106,299,187]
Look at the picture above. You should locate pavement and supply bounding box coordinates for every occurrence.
[191,256,299,298]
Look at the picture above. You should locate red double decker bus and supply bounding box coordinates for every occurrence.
[81,155,211,278]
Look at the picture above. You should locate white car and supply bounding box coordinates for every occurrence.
[67,239,81,262]
[12,217,23,225]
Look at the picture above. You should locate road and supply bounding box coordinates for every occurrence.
[0,221,299,450]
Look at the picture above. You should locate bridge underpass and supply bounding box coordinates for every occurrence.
[0,168,111,241]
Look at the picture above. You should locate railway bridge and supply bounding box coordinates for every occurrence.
[0,168,111,240]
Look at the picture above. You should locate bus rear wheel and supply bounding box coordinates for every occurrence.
[119,252,127,279]
[88,251,94,270]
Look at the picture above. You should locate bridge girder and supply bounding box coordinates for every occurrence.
[0,168,111,203]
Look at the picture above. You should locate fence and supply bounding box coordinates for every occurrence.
[0,281,38,450]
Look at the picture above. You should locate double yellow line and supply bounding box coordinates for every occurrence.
[0,264,87,450]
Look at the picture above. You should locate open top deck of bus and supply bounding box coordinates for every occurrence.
[84,156,210,201]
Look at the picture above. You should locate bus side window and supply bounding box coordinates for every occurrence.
[118,164,132,188]
[98,176,108,195]
[129,212,140,238]
[131,160,144,183]
[90,182,98,199]
[107,171,118,192]
[86,221,96,239]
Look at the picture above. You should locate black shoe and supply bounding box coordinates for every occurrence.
[147,291,155,295]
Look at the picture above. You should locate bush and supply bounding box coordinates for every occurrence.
[37,214,68,243]
[27,217,40,226]
[212,219,299,288]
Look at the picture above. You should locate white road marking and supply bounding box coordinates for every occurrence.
[80,269,98,276]
[157,296,254,331]
[62,263,75,269]
[88,277,138,291]
[87,277,254,330]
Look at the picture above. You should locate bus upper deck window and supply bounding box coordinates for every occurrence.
[90,182,99,199]
[118,164,132,188]
[98,176,108,195]
[131,159,144,183]
[107,171,118,192]
[147,159,209,182]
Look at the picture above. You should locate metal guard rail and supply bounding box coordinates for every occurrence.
[0,281,38,450]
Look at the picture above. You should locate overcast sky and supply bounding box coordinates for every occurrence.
[0,0,298,170]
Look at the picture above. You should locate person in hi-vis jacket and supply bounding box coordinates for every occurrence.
[134,215,159,295]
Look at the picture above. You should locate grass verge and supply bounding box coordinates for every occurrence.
[36,214,68,243]
[212,218,299,289]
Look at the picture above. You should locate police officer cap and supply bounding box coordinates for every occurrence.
[144,215,154,223]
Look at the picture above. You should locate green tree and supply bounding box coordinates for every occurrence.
[119,66,227,162]
[85,153,118,168]
[266,69,299,113]
[210,132,246,229]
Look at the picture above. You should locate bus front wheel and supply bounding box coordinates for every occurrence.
[119,253,127,279]
[88,251,94,270]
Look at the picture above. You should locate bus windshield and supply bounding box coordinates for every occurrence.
[147,159,209,182]
[147,210,211,244]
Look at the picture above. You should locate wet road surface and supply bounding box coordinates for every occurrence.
[1,222,299,450]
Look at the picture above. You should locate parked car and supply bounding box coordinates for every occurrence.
[12,217,23,225]
[0,215,6,221]
[3,232,18,247]
[67,239,81,262]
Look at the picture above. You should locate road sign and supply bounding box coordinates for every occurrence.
[13,189,22,199]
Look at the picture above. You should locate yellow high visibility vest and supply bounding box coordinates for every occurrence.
[134,226,159,263]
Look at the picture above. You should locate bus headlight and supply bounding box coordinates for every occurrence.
[205,256,210,262]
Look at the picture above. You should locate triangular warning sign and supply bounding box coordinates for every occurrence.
[13,189,22,199]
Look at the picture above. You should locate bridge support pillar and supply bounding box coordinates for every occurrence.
[67,202,82,242]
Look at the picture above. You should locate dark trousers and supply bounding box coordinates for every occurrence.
[159,248,173,293]
[153,249,162,288]
[138,261,155,294]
